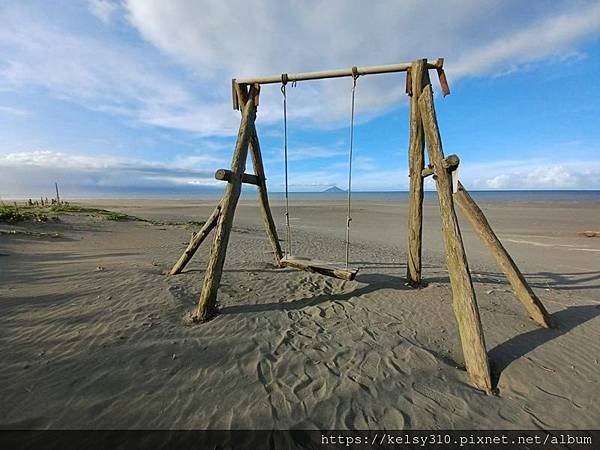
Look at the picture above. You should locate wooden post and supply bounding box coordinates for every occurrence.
[235,83,284,266]
[453,182,552,328]
[419,85,493,393]
[55,182,60,205]
[406,59,430,286]
[169,202,222,275]
[193,88,257,322]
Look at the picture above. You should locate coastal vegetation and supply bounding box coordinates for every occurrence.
[0,202,137,223]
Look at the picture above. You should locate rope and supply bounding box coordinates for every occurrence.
[280,70,357,266]
[345,70,358,267]
[281,75,291,257]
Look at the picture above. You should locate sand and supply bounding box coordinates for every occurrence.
[0,196,599,429]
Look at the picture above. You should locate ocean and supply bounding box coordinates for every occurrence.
[262,190,600,203]
[9,189,600,203]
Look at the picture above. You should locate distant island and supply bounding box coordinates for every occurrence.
[323,186,346,193]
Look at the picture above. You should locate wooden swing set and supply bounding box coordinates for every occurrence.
[169,58,553,393]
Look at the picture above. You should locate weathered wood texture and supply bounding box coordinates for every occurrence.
[214,169,260,186]
[453,182,552,328]
[422,154,460,178]
[406,59,430,286]
[419,85,493,393]
[233,60,441,88]
[280,256,358,281]
[169,202,222,275]
[194,92,257,322]
[235,84,283,265]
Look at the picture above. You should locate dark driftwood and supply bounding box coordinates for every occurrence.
[214,169,260,186]
[453,182,552,328]
[194,91,257,322]
[235,83,283,265]
[406,59,430,286]
[419,85,493,393]
[280,256,358,281]
[169,202,222,275]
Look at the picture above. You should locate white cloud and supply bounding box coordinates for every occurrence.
[264,157,600,191]
[173,153,229,168]
[452,3,600,77]
[3,151,599,197]
[468,160,600,190]
[281,145,347,162]
[0,105,29,116]
[1,1,600,195]
[88,0,119,24]
[0,150,221,198]
[124,0,600,128]
[0,3,238,136]
[2,1,598,138]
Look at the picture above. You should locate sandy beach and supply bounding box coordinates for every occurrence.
[1,196,599,429]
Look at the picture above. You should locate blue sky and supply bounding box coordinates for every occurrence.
[1,0,600,198]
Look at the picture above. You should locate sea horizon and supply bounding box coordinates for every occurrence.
[3,189,600,203]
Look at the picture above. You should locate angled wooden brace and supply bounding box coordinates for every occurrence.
[453,181,553,328]
[169,202,222,275]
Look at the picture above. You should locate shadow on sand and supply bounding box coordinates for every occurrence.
[218,268,600,389]
[220,272,412,315]
[489,304,600,387]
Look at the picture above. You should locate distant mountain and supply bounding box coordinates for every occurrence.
[323,186,346,193]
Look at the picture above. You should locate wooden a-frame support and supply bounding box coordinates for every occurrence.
[169,83,283,321]
[168,59,552,393]
[169,85,283,275]
[406,58,552,392]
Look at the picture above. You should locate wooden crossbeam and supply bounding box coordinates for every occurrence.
[214,169,260,186]
[234,60,440,86]
[232,58,449,110]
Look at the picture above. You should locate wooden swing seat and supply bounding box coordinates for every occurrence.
[280,255,359,281]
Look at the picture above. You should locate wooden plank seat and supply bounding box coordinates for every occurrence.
[280,255,359,281]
